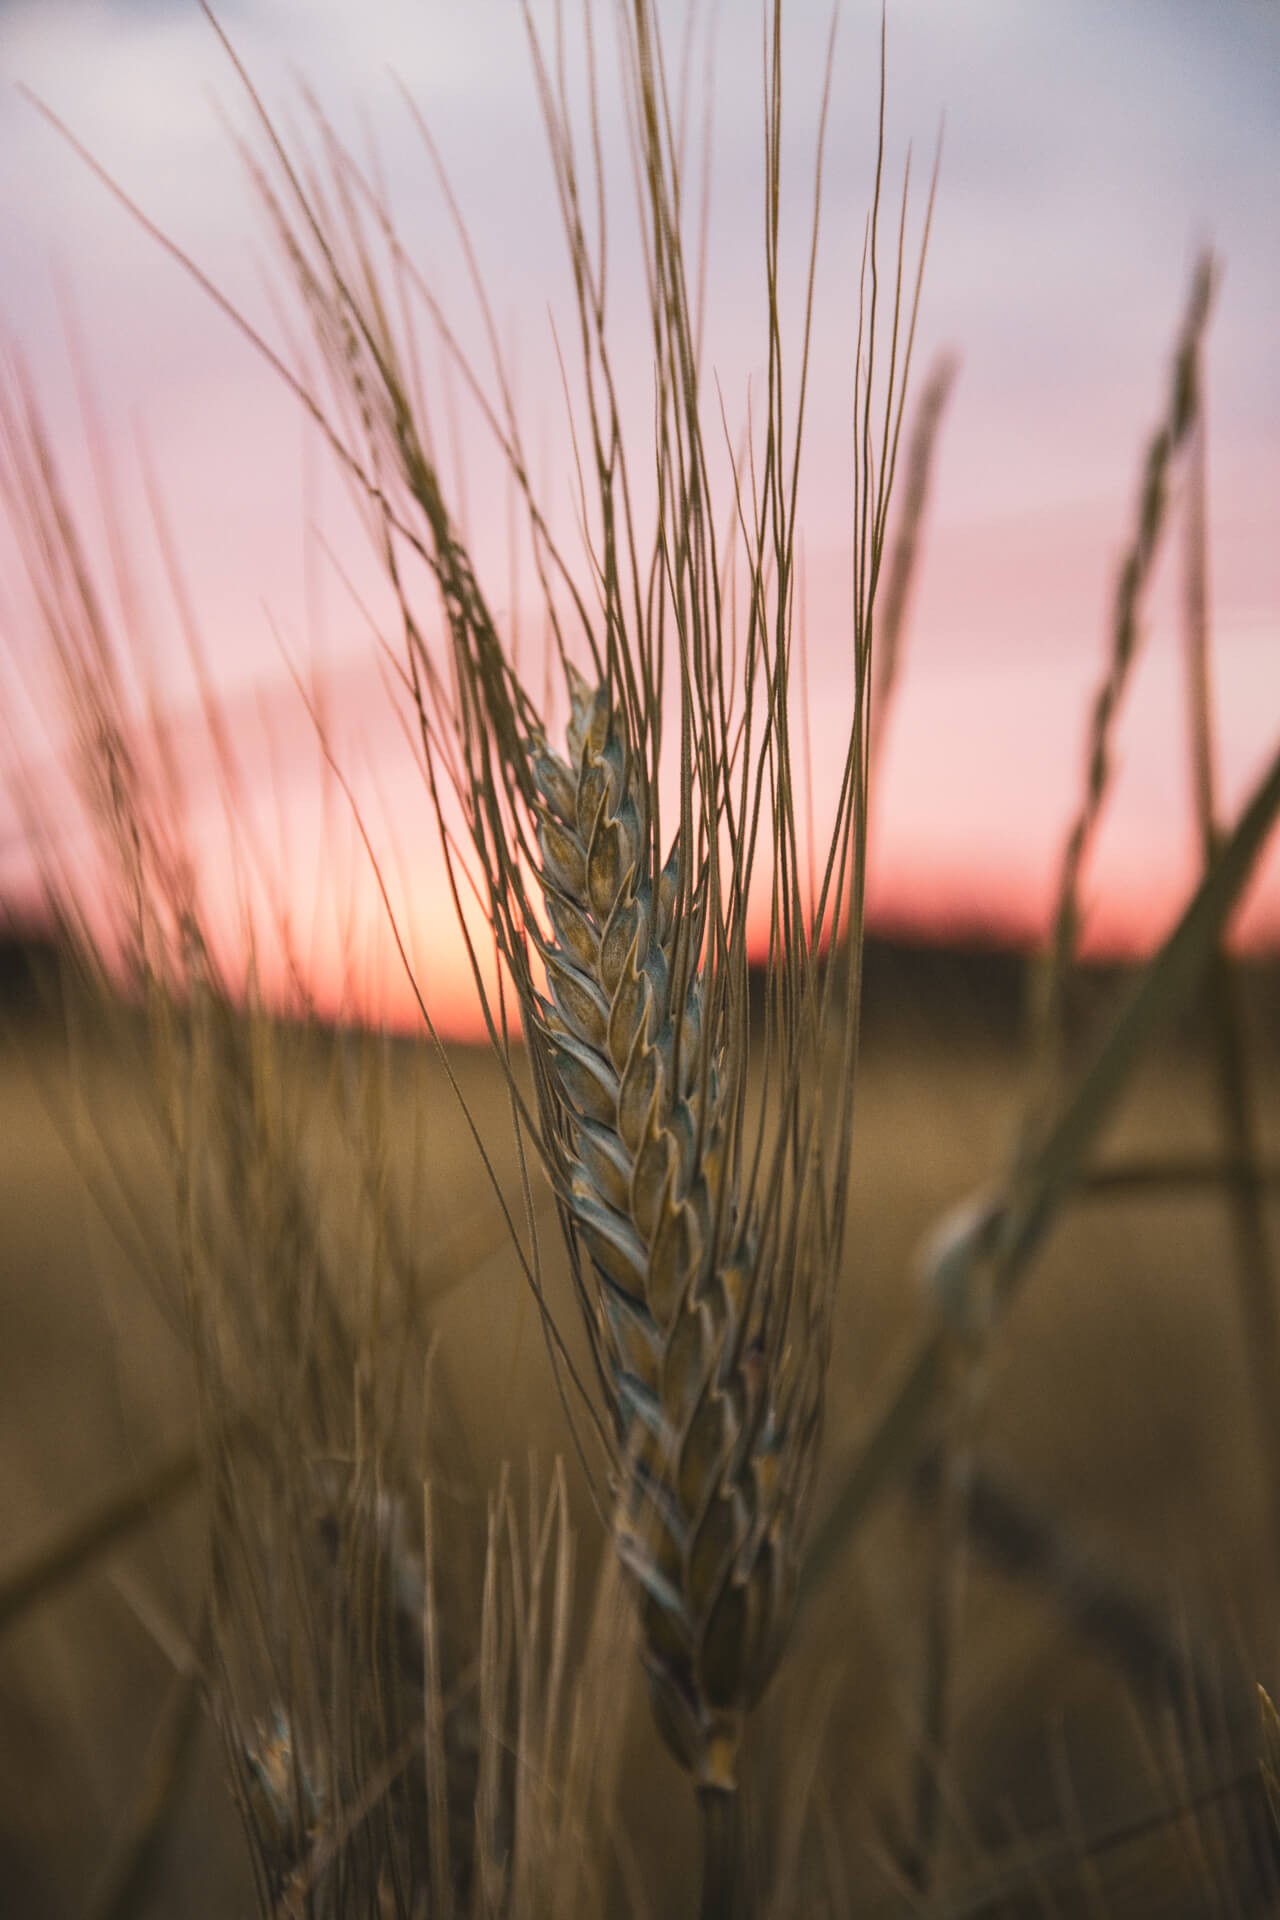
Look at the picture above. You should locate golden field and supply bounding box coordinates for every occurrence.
[2,938,1277,1915]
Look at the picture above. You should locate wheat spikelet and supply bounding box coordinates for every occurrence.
[525,667,815,1793]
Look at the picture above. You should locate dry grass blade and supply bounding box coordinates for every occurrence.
[902,1377,976,1896]
[0,1439,202,1638]
[1079,1155,1280,1202]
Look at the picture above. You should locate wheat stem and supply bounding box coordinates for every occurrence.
[698,1786,741,1920]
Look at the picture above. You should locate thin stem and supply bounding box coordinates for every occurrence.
[698,1787,741,1920]
[1081,1155,1280,1201]
[905,1377,975,1894]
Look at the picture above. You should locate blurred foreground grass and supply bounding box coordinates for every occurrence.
[2,943,1277,1915]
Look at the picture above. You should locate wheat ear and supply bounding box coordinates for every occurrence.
[525,668,809,1795]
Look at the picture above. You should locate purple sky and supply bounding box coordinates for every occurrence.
[1,1,1277,1028]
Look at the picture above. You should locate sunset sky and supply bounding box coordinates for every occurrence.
[0,0,1277,1033]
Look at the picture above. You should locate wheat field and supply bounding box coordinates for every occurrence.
[1,949,1278,1914]
[1,4,1279,1914]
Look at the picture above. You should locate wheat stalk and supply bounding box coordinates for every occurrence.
[207,14,932,1908]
